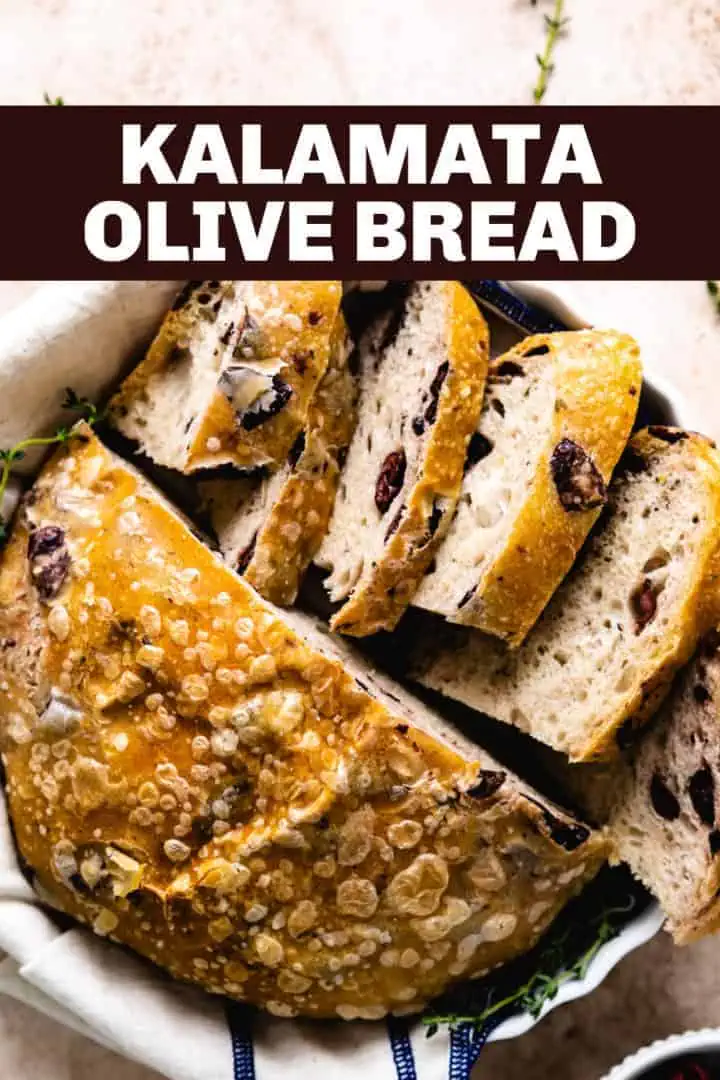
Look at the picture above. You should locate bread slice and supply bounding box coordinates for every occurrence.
[609,637,720,944]
[415,428,720,762]
[110,280,342,473]
[202,314,357,605]
[413,330,642,646]
[317,281,489,637]
[0,425,605,1020]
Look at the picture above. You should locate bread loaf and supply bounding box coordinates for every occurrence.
[609,637,720,944]
[0,427,605,1019]
[413,330,642,646]
[203,313,356,605]
[415,428,720,762]
[317,281,489,637]
[110,280,342,473]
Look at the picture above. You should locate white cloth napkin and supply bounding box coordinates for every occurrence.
[0,282,468,1080]
[0,788,465,1080]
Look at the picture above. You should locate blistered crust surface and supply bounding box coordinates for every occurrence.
[0,430,604,1019]
[111,280,342,473]
[208,314,358,605]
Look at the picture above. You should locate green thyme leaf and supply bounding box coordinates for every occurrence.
[423,894,634,1031]
[707,281,720,312]
[0,388,103,543]
[60,388,103,428]
[43,93,65,106]
[533,0,568,104]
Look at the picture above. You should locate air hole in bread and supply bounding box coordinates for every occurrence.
[521,343,551,358]
[650,773,680,820]
[688,765,716,826]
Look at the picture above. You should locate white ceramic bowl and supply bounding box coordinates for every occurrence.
[602,1029,720,1079]
[0,280,681,1053]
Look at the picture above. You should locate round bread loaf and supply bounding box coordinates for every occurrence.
[0,428,605,1019]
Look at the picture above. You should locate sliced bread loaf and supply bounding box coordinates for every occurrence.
[413,331,642,646]
[316,281,489,637]
[0,426,605,1018]
[110,280,342,473]
[202,314,357,605]
[415,428,720,762]
[609,637,720,944]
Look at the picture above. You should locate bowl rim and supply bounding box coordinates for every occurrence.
[601,1028,720,1079]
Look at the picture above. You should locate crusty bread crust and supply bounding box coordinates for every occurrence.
[417,428,720,763]
[206,314,358,605]
[111,281,342,473]
[330,282,489,637]
[0,428,605,1019]
[608,641,720,945]
[423,330,641,646]
[593,429,720,760]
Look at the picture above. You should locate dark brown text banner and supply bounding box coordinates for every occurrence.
[1,106,717,279]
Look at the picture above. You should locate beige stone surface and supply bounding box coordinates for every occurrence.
[0,1,719,1078]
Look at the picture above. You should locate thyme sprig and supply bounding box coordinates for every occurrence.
[707,280,720,313]
[0,389,102,541]
[533,0,569,104]
[43,93,65,106]
[423,896,634,1033]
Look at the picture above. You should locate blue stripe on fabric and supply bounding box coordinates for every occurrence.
[387,1016,418,1080]
[226,1002,256,1080]
[449,1024,473,1080]
[449,1020,503,1080]
[467,280,568,335]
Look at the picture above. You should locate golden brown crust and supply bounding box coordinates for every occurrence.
[416,428,720,765]
[111,281,343,473]
[206,314,357,606]
[330,283,489,637]
[455,330,642,646]
[0,429,605,1019]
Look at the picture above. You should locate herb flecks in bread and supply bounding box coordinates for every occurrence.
[317,281,489,637]
[0,428,605,1019]
[110,281,342,474]
[414,330,641,645]
[416,427,720,762]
